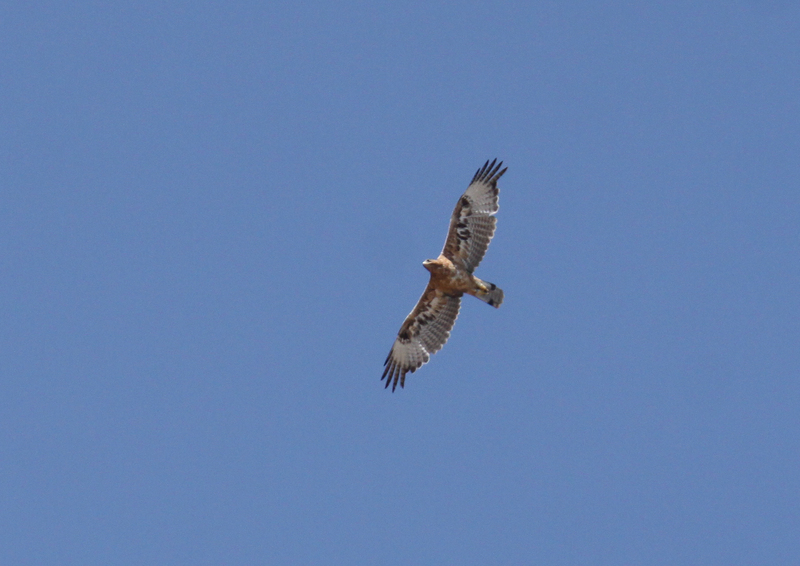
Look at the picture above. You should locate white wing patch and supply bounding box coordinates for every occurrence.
[463,160,503,215]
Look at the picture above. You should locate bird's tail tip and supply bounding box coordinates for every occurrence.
[475,280,504,308]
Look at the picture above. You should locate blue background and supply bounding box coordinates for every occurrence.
[2,2,799,564]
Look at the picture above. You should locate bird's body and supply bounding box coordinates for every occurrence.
[423,256,468,295]
[382,159,507,391]
[423,256,500,303]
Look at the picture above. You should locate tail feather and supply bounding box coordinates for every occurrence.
[474,279,504,308]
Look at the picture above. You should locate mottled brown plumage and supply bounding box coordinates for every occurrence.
[382,159,507,391]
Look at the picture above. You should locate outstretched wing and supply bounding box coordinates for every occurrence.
[441,159,507,273]
[382,283,462,391]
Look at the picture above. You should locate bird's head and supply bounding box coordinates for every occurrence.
[422,259,437,272]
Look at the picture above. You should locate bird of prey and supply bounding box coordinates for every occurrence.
[382,159,507,391]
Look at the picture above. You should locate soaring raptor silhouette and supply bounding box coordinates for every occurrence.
[382,159,506,391]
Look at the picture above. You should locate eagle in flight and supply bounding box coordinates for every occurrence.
[382,159,507,391]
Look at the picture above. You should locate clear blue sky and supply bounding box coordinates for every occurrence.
[2,2,799,564]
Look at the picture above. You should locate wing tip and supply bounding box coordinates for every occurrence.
[381,352,408,392]
[471,159,506,185]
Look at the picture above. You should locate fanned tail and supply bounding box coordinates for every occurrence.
[473,279,504,308]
